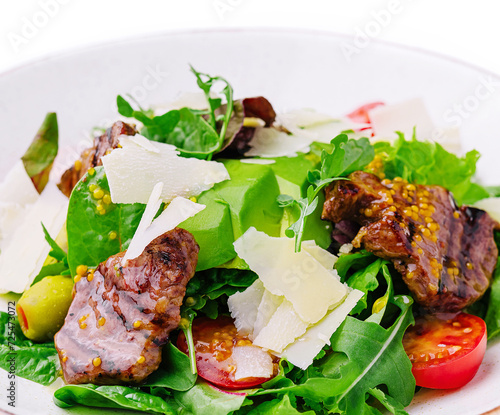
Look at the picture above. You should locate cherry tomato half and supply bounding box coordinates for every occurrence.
[403,312,487,389]
[346,101,385,124]
[177,315,276,389]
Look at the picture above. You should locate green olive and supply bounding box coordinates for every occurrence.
[17,275,73,342]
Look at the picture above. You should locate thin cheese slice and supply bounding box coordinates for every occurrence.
[368,98,434,140]
[0,202,28,250]
[252,289,284,340]
[245,128,310,158]
[228,279,265,336]
[123,185,205,264]
[278,109,336,129]
[233,228,347,324]
[0,183,68,293]
[253,300,309,353]
[301,240,337,270]
[281,289,364,369]
[232,345,274,380]
[102,135,229,204]
[0,160,38,205]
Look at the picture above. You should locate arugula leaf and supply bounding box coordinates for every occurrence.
[31,224,70,285]
[0,312,60,386]
[281,134,374,251]
[368,388,409,415]
[21,112,58,193]
[254,296,414,414]
[327,295,415,414]
[54,384,179,414]
[41,223,67,263]
[66,167,145,275]
[375,134,489,205]
[190,66,234,158]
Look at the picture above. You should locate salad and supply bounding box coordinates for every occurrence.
[0,67,499,415]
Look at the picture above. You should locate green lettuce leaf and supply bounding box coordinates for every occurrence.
[0,312,60,386]
[375,134,489,205]
[66,166,145,275]
[21,112,58,193]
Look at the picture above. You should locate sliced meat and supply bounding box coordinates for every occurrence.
[58,121,136,197]
[54,228,199,384]
[322,171,499,312]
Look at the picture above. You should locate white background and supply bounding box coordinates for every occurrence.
[0,0,500,75]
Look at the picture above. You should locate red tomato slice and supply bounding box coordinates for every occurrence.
[177,315,276,389]
[347,102,385,124]
[403,312,487,389]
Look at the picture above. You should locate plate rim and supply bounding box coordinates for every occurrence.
[1,26,499,81]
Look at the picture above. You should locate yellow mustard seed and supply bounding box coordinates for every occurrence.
[137,356,146,364]
[93,188,104,199]
[103,194,112,205]
[74,160,82,172]
[88,184,97,192]
[98,317,106,326]
[92,357,101,367]
[453,211,460,219]
[109,231,117,240]
[87,272,94,282]
[133,320,142,329]
[76,265,88,276]
[74,274,82,283]
[88,168,95,176]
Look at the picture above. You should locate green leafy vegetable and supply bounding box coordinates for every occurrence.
[485,257,500,339]
[246,394,314,414]
[66,166,145,275]
[31,224,70,285]
[0,312,60,386]
[280,134,374,251]
[174,380,246,415]
[117,67,234,160]
[375,133,489,205]
[253,296,414,414]
[21,112,58,193]
[190,65,234,159]
[144,342,197,390]
[54,384,178,414]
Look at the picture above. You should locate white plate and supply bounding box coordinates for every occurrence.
[0,28,499,415]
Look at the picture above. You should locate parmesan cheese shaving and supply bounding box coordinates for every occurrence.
[122,184,205,264]
[102,135,229,204]
[232,346,274,380]
[281,289,364,369]
[0,183,68,293]
[233,228,347,324]
[253,299,309,353]
[228,279,265,336]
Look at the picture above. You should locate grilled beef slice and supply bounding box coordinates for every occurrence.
[322,171,499,312]
[55,228,199,384]
[58,121,136,197]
